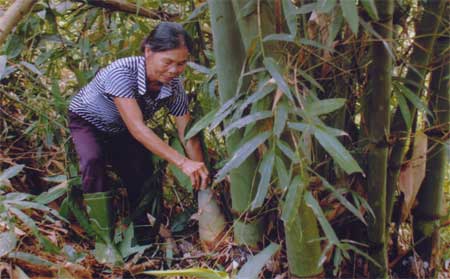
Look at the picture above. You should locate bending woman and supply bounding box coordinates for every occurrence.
[68,22,208,265]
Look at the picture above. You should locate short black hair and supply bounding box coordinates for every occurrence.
[141,22,193,53]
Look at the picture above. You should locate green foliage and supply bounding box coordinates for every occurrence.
[1,0,447,277]
[236,242,280,279]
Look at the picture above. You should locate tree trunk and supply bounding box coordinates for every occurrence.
[363,0,394,277]
[0,0,37,46]
[413,4,449,273]
[208,0,263,247]
[386,0,446,227]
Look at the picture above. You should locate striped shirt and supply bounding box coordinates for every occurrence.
[69,56,189,133]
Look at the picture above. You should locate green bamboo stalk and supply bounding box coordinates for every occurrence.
[231,0,277,53]
[363,1,394,277]
[230,1,323,276]
[208,0,263,247]
[386,0,446,227]
[413,6,449,274]
[285,187,323,277]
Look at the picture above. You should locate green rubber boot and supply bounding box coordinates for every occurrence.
[84,191,123,266]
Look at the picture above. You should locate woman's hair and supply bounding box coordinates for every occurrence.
[141,22,193,53]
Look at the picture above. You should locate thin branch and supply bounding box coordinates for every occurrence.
[72,0,178,20]
[0,0,37,46]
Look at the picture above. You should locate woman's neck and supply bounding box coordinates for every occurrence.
[147,80,162,98]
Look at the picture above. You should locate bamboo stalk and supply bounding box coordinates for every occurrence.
[285,188,323,277]
[231,0,323,276]
[386,0,446,228]
[0,0,37,46]
[208,0,263,247]
[363,1,394,277]
[413,5,449,273]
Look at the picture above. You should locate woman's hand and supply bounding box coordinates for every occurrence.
[178,158,209,190]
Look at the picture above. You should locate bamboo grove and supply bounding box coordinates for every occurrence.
[0,0,448,278]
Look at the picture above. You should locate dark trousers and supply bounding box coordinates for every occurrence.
[68,111,155,210]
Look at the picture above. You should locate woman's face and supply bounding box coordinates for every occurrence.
[145,46,189,84]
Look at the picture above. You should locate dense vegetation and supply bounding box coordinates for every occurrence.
[0,0,448,278]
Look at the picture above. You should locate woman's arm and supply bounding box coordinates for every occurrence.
[175,113,204,162]
[114,97,208,189]
[175,112,210,189]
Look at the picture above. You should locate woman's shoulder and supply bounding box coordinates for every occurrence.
[106,56,144,72]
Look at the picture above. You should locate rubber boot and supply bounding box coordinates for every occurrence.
[84,191,123,266]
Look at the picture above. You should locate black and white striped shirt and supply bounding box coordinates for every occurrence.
[69,56,189,133]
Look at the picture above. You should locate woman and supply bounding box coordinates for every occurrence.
[68,22,209,265]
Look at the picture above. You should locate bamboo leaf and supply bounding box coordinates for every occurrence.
[395,82,433,116]
[0,231,16,257]
[313,126,363,174]
[5,192,32,201]
[395,92,412,130]
[297,69,325,91]
[360,19,395,59]
[263,58,293,101]
[263,33,295,43]
[276,140,300,163]
[319,177,367,225]
[34,182,67,205]
[42,175,67,183]
[210,95,240,130]
[140,268,229,279]
[282,0,298,35]
[239,0,257,17]
[0,164,25,182]
[187,2,208,20]
[20,62,43,76]
[187,61,212,75]
[169,139,192,191]
[274,100,288,138]
[341,242,382,269]
[287,121,310,133]
[351,191,375,219]
[340,0,359,35]
[237,243,281,279]
[281,175,304,226]
[239,81,276,113]
[275,156,291,191]
[298,38,335,52]
[251,150,275,210]
[293,3,317,14]
[304,191,339,244]
[215,132,271,182]
[319,124,348,137]
[328,10,344,46]
[360,0,379,20]
[9,207,59,253]
[316,0,336,13]
[305,98,345,116]
[119,225,150,258]
[185,108,218,140]
[8,252,54,267]
[6,200,67,222]
[222,111,273,137]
